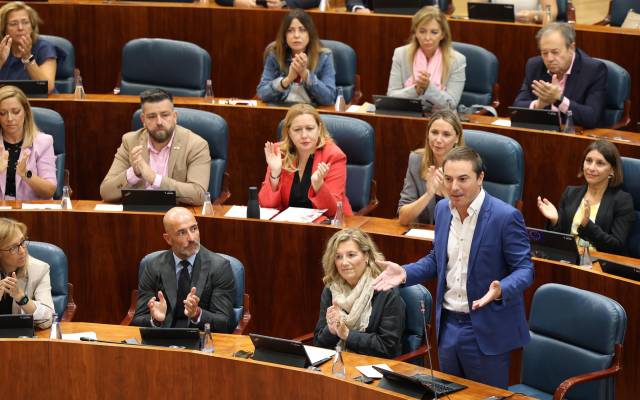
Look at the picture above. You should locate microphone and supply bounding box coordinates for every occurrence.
[79,337,137,345]
[420,299,438,400]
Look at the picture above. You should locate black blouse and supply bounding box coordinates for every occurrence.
[288,154,314,209]
[3,140,23,198]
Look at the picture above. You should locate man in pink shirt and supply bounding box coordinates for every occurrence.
[513,23,607,129]
[100,89,211,205]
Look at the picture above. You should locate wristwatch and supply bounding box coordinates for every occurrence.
[25,170,33,179]
[21,54,35,65]
[16,295,29,306]
[553,96,564,108]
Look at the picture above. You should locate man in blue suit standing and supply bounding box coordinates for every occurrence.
[373,146,533,389]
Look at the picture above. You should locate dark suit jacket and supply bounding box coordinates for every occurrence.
[132,247,235,332]
[513,48,607,129]
[313,287,405,358]
[546,185,636,255]
[404,193,534,356]
[347,0,434,12]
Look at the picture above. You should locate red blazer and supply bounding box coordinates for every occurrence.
[258,141,353,217]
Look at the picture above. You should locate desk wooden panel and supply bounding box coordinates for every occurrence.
[30,2,640,127]
[0,204,638,398]
[0,323,517,400]
[31,95,640,227]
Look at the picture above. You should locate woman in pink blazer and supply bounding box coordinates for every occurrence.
[259,104,352,217]
[0,85,56,200]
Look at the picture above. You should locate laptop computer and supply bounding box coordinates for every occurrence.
[467,2,516,23]
[371,0,434,15]
[121,189,176,212]
[249,333,312,368]
[0,314,35,338]
[373,365,467,399]
[597,257,640,281]
[527,227,580,265]
[373,95,424,118]
[0,80,48,98]
[139,327,201,349]
[509,106,562,131]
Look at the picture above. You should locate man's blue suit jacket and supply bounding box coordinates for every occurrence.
[404,193,534,356]
[512,48,607,129]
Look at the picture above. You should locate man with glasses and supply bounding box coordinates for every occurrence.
[131,207,235,332]
[0,217,54,329]
[99,88,211,205]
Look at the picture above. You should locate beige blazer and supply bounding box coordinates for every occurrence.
[9,256,55,329]
[99,125,211,205]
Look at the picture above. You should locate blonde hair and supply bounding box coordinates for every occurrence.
[406,6,454,85]
[279,104,332,173]
[0,85,39,148]
[0,217,28,274]
[0,1,41,42]
[417,110,464,180]
[321,228,385,286]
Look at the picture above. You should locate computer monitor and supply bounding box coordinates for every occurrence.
[373,95,424,118]
[527,227,580,265]
[0,314,35,338]
[0,80,48,98]
[598,257,640,281]
[121,189,176,212]
[139,327,201,349]
[509,106,562,131]
[371,0,434,15]
[467,2,516,22]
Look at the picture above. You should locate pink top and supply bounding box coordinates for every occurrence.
[126,135,174,188]
[0,132,57,200]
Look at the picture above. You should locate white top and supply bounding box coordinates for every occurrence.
[492,0,539,14]
[443,189,486,313]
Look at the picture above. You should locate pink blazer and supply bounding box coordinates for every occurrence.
[258,141,353,217]
[0,132,57,200]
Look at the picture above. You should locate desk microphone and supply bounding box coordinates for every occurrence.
[79,337,137,345]
[421,299,438,400]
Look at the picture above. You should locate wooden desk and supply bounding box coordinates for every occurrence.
[30,1,640,127]
[0,202,638,398]
[0,322,519,399]
[31,94,640,227]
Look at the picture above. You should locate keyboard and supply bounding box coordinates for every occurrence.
[413,374,467,396]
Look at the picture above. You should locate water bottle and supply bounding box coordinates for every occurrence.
[247,186,260,219]
[60,185,72,210]
[332,201,344,227]
[580,241,592,268]
[563,110,575,134]
[74,69,86,100]
[201,192,214,216]
[567,1,576,24]
[205,79,214,103]
[50,313,62,339]
[201,323,215,353]
[319,0,327,12]
[543,4,552,25]
[331,345,346,378]
[334,87,346,112]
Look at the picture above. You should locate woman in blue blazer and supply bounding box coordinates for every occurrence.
[257,9,336,106]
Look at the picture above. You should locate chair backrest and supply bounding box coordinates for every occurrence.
[594,58,631,128]
[452,42,498,107]
[399,284,432,365]
[556,0,568,21]
[39,35,76,94]
[463,130,524,206]
[621,157,640,258]
[609,0,640,26]
[521,283,627,399]
[138,250,244,327]
[120,38,212,97]
[27,241,68,317]
[132,107,228,199]
[321,40,356,103]
[277,115,375,213]
[31,107,65,199]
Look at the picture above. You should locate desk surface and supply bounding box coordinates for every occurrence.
[31,94,640,228]
[0,201,638,398]
[31,1,640,128]
[0,322,522,399]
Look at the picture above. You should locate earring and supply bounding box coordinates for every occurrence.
[609,173,614,179]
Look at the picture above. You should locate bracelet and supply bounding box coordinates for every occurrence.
[270,172,281,180]
[280,78,288,90]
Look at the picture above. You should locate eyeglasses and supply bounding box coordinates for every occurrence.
[0,237,28,255]
[7,19,31,28]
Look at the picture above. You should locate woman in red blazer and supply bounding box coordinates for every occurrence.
[259,104,352,217]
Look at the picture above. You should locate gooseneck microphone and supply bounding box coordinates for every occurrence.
[421,299,438,400]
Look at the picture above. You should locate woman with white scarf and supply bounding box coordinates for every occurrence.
[313,228,405,358]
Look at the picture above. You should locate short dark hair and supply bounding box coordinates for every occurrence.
[140,88,173,106]
[443,146,485,177]
[578,140,624,187]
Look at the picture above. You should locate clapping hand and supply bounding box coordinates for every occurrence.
[291,53,309,81]
[15,34,32,61]
[183,287,201,320]
[148,290,167,323]
[16,149,30,178]
[580,199,591,227]
[0,272,25,300]
[311,162,330,192]
[234,0,257,7]
[414,71,430,95]
[0,35,11,66]
[372,260,406,291]
[326,300,341,335]
[425,165,444,197]
[0,150,9,173]
[472,280,502,310]
[536,196,559,226]
[531,79,562,107]
[264,141,282,177]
